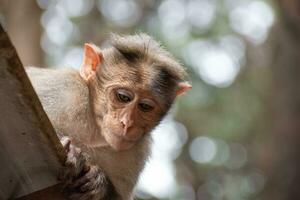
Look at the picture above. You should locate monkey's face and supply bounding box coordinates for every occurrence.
[83,40,191,151]
[100,84,164,151]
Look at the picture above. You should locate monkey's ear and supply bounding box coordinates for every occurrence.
[80,43,103,81]
[176,82,192,96]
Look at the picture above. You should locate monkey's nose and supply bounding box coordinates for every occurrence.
[120,116,134,135]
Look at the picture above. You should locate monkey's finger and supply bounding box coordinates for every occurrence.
[65,147,88,180]
[60,136,71,151]
[58,166,77,184]
[70,165,98,188]
[66,145,83,166]
[80,174,103,192]
[69,176,89,190]
[83,165,100,180]
[80,173,100,192]
[79,179,95,192]
[57,167,67,181]
[83,163,90,173]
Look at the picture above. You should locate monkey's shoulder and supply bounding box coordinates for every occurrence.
[26,66,86,91]
[26,66,80,81]
[25,66,89,120]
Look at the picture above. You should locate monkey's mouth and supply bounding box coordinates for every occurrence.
[107,132,136,151]
[112,132,138,142]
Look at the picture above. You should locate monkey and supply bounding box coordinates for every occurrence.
[26,33,191,200]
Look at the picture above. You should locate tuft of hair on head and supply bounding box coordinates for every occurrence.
[109,33,188,83]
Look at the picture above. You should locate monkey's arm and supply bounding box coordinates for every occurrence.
[26,68,119,199]
[59,137,118,200]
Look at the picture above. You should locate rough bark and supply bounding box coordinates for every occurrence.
[0,0,43,66]
[0,23,65,199]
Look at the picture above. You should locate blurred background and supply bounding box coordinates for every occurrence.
[1,0,300,199]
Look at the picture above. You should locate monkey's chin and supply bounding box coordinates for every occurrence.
[105,133,136,151]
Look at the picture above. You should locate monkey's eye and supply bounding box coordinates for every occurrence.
[116,89,133,103]
[139,99,155,112]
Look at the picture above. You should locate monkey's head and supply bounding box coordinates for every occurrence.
[80,34,191,151]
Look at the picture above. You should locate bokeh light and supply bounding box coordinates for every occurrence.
[61,47,83,68]
[58,0,94,17]
[98,0,141,27]
[137,116,189,198]
[186,0,217,31]
[185,37,245,87]
[189,136,217,164]
[137,159,177,199]
[225,143,248,170]
[229,1,275,44]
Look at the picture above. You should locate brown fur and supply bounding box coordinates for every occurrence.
[26,33,189,200]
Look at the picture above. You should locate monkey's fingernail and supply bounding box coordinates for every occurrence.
[61,137,71,149]
[65,160,75,167]
[83,164,90,173]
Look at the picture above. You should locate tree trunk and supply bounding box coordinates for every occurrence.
[266,0,300,199]
[0,23,65,199]
[0,0,43,66]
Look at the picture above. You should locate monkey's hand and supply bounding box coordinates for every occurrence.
[59,137,114,200]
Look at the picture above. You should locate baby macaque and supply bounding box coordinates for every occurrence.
[26,34,191,200]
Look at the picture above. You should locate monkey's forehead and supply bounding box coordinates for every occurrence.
[103,47,187,81]
[108,63,177,87]
[105,66,177,107]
